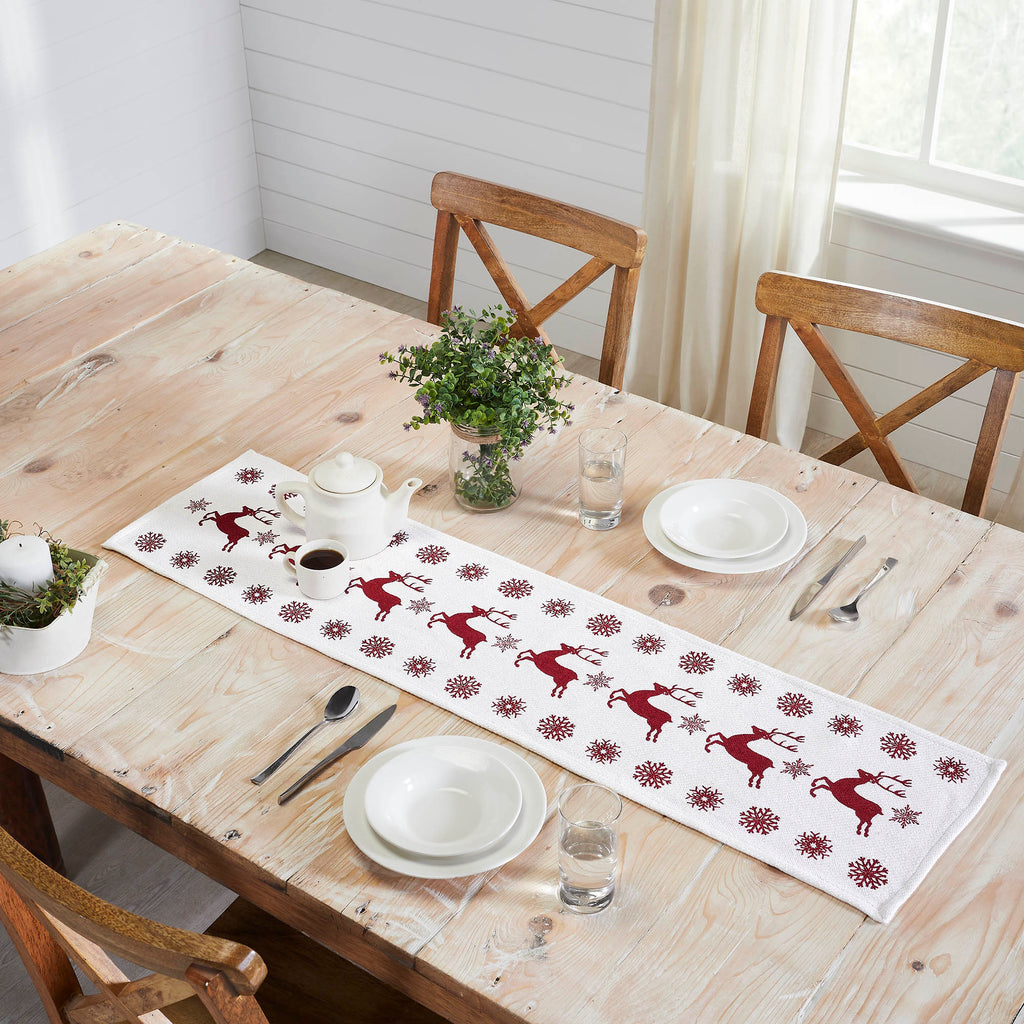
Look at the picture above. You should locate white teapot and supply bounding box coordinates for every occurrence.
[276,452,422,559]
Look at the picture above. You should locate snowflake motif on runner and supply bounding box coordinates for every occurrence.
[492,635,521,653]
[360,636,395,659]
[780,758,813,779]
[235,467,264,485]
[848,857,889,890]
[728,673,761,697]
[585,671,613,691]
[890,804,922,828]
[204,565,236,587]
[880,732,918,760]
[242,584,273,605]
[497,578,533,599]
[169,550,200,570]
[135,531,166,553]
[404,655,435,678]
[827,714,864,738]
[738,806,780,835]
[279,601,312,624]
[492,695,527,718]
[255,530,279,546]
[679,650,715,674]
[537,715,574,741]
[416,544,448,565]
[186,498,211,513]
[541,597,574,618]
[445,675,481,699]
[678,713,710,735]
[794,831,833,860]
[320,619,352,640]
[407,598,434,615]
[587,613,622,638]
[777,691,813,718]
[634,761,672,789]
[389,531,409,547]
[686,786,724,812]
[633,634,666,655]
[456,563,489,581]
[933,756,970,783]
[586,739,622,764]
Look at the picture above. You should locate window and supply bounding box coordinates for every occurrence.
[842,0,1024,211]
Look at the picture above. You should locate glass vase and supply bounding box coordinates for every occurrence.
[448,422,523,512]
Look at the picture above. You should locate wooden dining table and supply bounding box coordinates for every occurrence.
[2,222,1023,1024]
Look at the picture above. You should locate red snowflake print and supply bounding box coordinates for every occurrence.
[389,530,409,547]
[586,739,622,764]
[541,597,574,618]
[827,714,864,738]
[320,619,351,640]
[279,600,312,624]
[537,715,575,741]
[360,635,395,659]
[169,550,200,569]
[890,804,922,828]
[404,655,435,678]
[492,695,527,718]
[777,692,813,718]
[678,713,710,735]
[848,857,889,890]
[728,673,761,696]
[585,671,613,690]
[634,761,673,789]
[686,786,724,812]
[242,584,272,604]
[587,613,622,637]
[407,598,434,614]
[795,831,833,860]
[738,806,780,835]
[255,530,279,546]
[679,650,715,674]
[498,578,533,599]
[135,531,166,553]
[235,466,264,484]
[445,675,481,699]
[633,633,666,655]
[492,635,521,653]
[933,756,970,783]
[186,498,210,513]
[781,759,813,779]
[456,562,489,581]
[204,565,236,587]
[416,544,449,565]
[880,732,917,760]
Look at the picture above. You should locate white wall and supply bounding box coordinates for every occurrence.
[0,0,264,269]
[240,0,654,358]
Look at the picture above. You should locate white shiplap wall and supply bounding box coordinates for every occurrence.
[240,0,654,358]
[0,0,264,269]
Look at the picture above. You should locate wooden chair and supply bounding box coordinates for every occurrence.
[427,171,647,389]
[746,271,1024,518]
[0,825,447,1024]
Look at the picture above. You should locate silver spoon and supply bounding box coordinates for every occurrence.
[251,684,360,785]
[828,558,898,623]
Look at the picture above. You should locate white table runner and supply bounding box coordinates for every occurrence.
[105,451,1004,922]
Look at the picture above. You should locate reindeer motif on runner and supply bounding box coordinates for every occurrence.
[427,606,516,658]
[809,769,912,837]
[198,506,277,552]
[704,725,804,788]
[345,571,433,621]
[606,682,703,742]
[268,542,300,560]
[514,643,609,698]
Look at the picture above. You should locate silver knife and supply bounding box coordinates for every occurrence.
[277,704,397,805]
[789,535,867,621]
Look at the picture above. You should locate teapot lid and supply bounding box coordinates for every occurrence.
[312,452,379,494]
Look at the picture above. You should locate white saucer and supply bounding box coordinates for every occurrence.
[643,481,807,574]
[364,743,522,858]
[343,736,547,878]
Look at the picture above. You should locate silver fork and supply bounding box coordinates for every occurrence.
[828,558,898,623]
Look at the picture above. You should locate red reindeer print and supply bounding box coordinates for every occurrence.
[704,726,804,788]
[345,571,432,621]
[809,770,912,837]
[428,606,517,658]
[198,506,277,552]
[606,682,703,742]
[268,542,300,560]
[513,643,608,698]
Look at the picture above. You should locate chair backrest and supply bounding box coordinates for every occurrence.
[746,271,1024,517]
[0,825,268,1024]
[427,171,647,389]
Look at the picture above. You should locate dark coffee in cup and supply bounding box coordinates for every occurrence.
[299,548,345,571]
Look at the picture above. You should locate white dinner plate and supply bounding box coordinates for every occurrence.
[364,743,522,858]
[343,736,547,879]
[643,481,807,574]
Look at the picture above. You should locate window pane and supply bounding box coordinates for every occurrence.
[844,0,938,156]
[937,0,1024,180]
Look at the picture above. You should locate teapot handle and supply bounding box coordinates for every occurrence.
[276,481,308,528]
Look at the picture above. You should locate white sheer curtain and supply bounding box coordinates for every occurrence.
[625,0,855,450]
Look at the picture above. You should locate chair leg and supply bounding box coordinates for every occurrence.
[0,755,65,875]
[746,316,787,438]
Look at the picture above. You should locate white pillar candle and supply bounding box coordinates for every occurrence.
[0,535,55,594]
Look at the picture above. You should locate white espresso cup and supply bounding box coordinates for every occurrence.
[284,539,350,600]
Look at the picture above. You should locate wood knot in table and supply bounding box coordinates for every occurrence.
[23,456,55,474]
[223,829,242,841]
[335,411,361,423]
[648,584,685,607]
[995,600,1019,617]
[418,483,439,494]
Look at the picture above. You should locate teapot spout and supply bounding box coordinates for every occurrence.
[384,476,422,528]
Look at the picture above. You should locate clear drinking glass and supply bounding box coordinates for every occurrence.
[557,783,622,914]
[578,427,627,530]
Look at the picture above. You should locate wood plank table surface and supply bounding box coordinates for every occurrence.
[2,223,1023,1024]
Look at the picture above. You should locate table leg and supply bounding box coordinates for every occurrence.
[0,753,65,875]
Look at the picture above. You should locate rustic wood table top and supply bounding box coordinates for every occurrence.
[2,223,1023,1024]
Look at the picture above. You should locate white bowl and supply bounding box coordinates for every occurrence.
[363,743,523,858]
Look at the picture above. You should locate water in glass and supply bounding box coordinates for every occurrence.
[558,820,618,913]
[579,461,624,529]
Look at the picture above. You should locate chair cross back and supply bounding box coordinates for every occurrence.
[746,271,1024,517]
[427,171,647,389]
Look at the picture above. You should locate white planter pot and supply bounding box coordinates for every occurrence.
[0,550,107,675]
